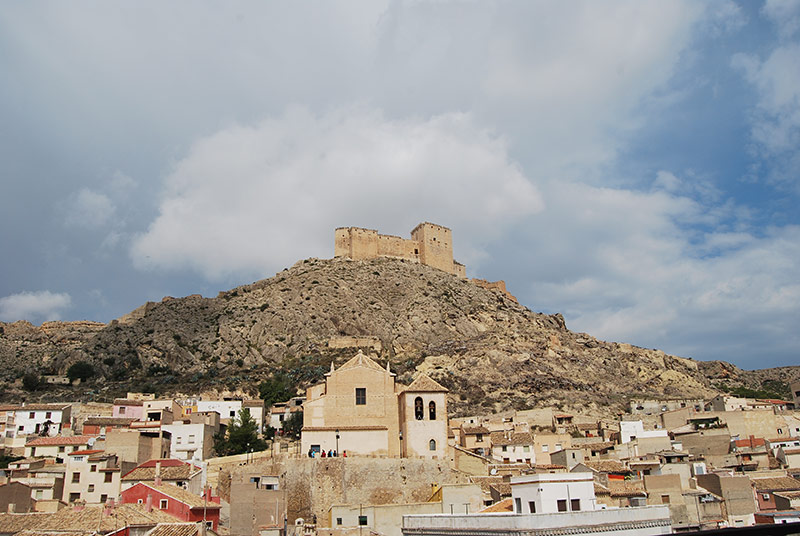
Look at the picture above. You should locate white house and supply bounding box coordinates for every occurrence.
[511,472,597,514]
[161,421,215,461]
[620,421,668,444]
[9,404,72,438]
[196,399,242,422]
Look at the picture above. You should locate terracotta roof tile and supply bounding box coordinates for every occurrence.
[582,460,630,473]
[488,483,511,496]
[26,435,97,446]
[751,476,800,492]
[0,504,176,534]
[135,483,220,509]
[115,399,144,406]
[479,498,513,513]
[69,449,104,456]
[607,480,647,498]
[462,426,490,435]
[83,417,136,427]
[490,432,533,446]
[404,375,448,393]
[146,523,204,536]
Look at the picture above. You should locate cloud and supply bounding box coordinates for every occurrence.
[763,0,800,38]
[131,107,543,279]
[508,173,800,366]
[732,12,800,191]
[64,189,116,228]
[0,291,72,322]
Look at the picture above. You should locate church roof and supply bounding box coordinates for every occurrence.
[335,350,389,373]
[404,374,448,393]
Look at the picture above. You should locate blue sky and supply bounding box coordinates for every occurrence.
[0,1,798,370]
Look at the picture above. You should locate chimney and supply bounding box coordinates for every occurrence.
[104,497,115,516]
[73,501,85,512]
[155,460,162,486]
[146,493,153,513]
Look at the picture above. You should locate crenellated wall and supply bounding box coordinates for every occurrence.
[334,222,464,277]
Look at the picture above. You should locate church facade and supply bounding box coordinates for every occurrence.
[301,351,449,459]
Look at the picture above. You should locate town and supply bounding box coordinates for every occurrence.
[0,355,799,536]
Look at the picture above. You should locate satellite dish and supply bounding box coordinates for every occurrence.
[490,468,498,475]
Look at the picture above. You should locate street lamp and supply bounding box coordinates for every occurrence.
[335,429,340,454]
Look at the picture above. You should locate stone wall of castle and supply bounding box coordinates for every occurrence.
[334,222,465,277]
[471,279,518,302]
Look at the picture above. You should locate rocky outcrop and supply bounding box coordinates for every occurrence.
[0,257,796,413]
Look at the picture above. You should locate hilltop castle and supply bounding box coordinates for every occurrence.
[334,222,466,277]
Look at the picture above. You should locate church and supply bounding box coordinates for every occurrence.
[301,350,449,459]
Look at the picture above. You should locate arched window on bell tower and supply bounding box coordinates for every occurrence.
[429,401,436,420]
[415,397,424,420]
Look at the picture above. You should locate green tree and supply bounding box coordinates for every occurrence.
[22,373,43,391]
[258,372,295,407]
[283,411,303,440]
[213,408,267,457]
[66,361,95,382]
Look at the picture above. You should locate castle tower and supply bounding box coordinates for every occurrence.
[410,223,455,275]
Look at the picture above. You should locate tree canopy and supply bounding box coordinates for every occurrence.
[213,408,268,457]
[258,372,295,407]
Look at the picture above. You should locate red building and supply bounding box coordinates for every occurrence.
[120,482,221,530]
[751,476,800,512]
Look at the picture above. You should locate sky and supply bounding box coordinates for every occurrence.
[1,1,798,371]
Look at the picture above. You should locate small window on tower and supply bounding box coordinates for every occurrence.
[355,388,366,405]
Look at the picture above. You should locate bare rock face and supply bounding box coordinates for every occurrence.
[0,257,796,413]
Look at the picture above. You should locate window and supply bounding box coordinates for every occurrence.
[69,492,80,502]
[188,434,196,442]
[100,494,107,503]
[35,490,43,500]
[104,472,113,483]
[230,411,236,417]
[29,412,35,418]
[46,412,52,419]
[557,499,567,512]
[523,446,530,453]
[72,472,80,483]
[429,401,436,420]
[137,499,143,504]
[542,445,549,453]
[662,494,671,504]
[415,397,424,420]
[205,522,213,530]
[514,498,522,514]
[778,428,783,434]
[528,501,536,513]
[501,445,507,452]
[476,434,483,442]
[336,518,342,526]
[429,439,436,451]
[119,407,126,415]
[355,388,366,405]
[88,484,95,492]
[358,516,368,526]
[160,499,168,509]
[571,499,580,511]
[90,465,97,472]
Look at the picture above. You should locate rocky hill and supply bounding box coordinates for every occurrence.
[1,257,797,414]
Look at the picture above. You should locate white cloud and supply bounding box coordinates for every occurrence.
[733,15,800,191]
[0,291,72,322]
[763,0,800,38]
[510,174,800,365]
[65,189,116,228]
[131,107,543,279]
